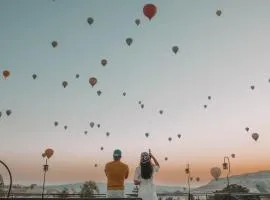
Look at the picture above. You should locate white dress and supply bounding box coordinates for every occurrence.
[134,165,160,200]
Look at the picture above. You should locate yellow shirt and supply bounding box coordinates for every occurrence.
[105,160,129,190]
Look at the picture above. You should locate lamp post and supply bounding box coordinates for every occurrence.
[222,156,231,187]
[41,158,49,200]
[0,160,12,198]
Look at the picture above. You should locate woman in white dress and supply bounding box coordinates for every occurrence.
[133,150,160,200]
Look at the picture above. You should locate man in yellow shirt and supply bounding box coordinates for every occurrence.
[105,149,129,198]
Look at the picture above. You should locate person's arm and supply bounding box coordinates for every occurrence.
[150,152,160,167]
[133,167,141,185]
[125,165,129,179]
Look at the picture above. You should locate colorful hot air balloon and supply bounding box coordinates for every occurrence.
[6,109,12,116]
[231,153,235,158]
[210,167,221,180]
[32,74,37,80]
[135,19,140,26]
[252,133,259,141]
[172,46,179,54]
[145,132,149,138]
[89,77,97,87]
[216,10,222,16]
[126,38,133,46]
[87,17,94,25]
[143,4,157,20]
[177,134,181,138]
[2,70,10,79]
[90,122,94,128]
[51,41,58,48]
[62,81,68,88]
[45,148,54,159]
[97,90,102,96]
[101,59,107,66]
[168,137,172,142]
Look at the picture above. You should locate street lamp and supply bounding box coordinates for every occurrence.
[222,156,231,187]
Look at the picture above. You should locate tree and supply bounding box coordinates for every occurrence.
[207,184,260,200]
[79,180,99,198]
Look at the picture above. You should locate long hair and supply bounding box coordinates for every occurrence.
[140,161,153,179]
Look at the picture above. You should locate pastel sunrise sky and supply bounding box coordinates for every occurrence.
[0,0,270,187]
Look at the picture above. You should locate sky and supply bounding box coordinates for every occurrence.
[0,0,270,187]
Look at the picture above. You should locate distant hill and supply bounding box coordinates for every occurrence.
[192,170,270,193]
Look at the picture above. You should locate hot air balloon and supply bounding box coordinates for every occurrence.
[135,19,140,26]
[64,125,68,130]
[32,74,37,80]
[145,132,149,138]
[94,164,98,167]
[143,4,157,20]
[126,38,133,46]
[216,10,222,16]
[123,92,126,96]
[208,96,211,100]
[141,104,144,109]
[204,105,207,109]
[90,122,94,128]
[0,112,2,118]
[250,85,255,90]
[84,131,88,135]
[45,148,54,159]
[138,101,142,104]
[100,147,104,151]
[268,78,270,83]
[97,124,100,128]
[172,46,179,54]
[231,153,235,158]
[190,177,193,181]
[168,137,172,142]
[97,90,102,96]
[101,59,107,66]
[252,133,259,141]
[6,109,12,116]
[89,77,97,87]
[62,81,68,88]
[2,70,10,79]
[54,121,58,126]
[196,177,200,182]
[210,167,221,180]
[165,157,168,161]
[245,127,249,132]
[51,41,58,48]
[87,17,94,25]
[177,134,181,138]
[159,110,163,114]
[185,168,189,174]
[106,132,110,137]
[42,153,46,158]
[75,74,80,79]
